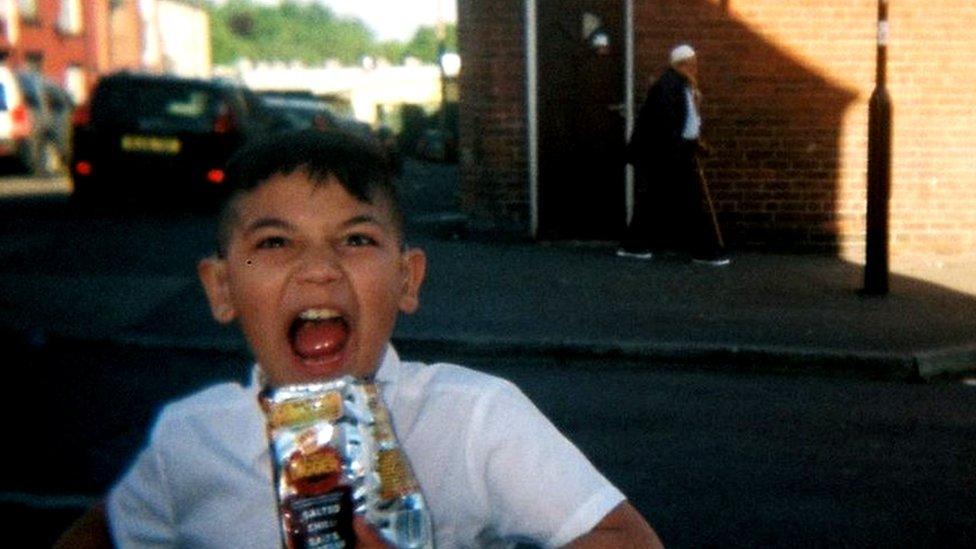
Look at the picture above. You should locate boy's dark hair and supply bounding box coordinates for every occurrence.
[216,129,403,256]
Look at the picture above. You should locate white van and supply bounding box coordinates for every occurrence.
[0,63,32,167]
[0,64,72,174]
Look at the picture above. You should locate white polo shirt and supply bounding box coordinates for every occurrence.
[108,347,625,548]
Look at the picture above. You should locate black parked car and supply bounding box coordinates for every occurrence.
[257,90,402,174]
[257,91,368,136]
[71,72,264,206]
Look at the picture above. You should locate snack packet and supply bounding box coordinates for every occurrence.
[260,377,433,548]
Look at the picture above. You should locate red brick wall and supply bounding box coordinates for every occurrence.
[632,1,865,255]
[636,0,976,262]
[6,1,142,99]
[462,0,976,261]
[10,0,92,85]
[886,1,976,261]
[457,0,529,232]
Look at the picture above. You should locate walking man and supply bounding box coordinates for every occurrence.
[618,44,730,265]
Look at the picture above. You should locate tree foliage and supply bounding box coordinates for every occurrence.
[208,0,458,66]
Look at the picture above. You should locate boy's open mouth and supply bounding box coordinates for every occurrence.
[289,308,350,363]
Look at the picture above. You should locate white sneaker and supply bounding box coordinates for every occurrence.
[616,249,654,260]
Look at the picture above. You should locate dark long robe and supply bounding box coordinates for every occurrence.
[622,67,697,251]
[626,67,692,170]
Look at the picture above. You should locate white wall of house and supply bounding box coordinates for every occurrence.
[233,59,444,124]
[140,0,211,77]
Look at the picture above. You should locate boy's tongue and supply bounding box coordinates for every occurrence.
[291,318,349,360]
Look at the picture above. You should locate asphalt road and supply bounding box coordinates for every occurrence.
[4,341,976,548]
[2,166,975,547]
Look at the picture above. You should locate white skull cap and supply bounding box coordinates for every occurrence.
[670,44,696,65]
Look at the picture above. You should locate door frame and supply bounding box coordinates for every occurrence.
[525,0,635,238]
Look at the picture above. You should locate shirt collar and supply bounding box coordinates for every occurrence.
[374,344,400,384]
[248,344,400,390]
[247,344,402,466]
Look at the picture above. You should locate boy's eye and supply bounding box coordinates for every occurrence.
[345,233,378,247]
[256,236,289,249]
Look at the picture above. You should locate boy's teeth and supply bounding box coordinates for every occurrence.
[298,308,341,321]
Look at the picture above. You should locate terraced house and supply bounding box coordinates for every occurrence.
[0,0,209,102]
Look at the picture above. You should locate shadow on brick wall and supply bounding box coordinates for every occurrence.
[634,2,859,253]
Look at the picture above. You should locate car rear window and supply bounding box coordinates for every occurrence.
[92,80,222,133]
[263,97,337,127]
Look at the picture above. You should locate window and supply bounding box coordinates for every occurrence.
[65,65,86,104]
[1,2,17,43]
[18,0,37,21]
[94,80,217,133]
[57,0,83,35]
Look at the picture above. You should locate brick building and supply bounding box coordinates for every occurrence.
[457,1,976,263]
[0,0,142,103]
[0,0,210,103]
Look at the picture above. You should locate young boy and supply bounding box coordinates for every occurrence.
[57,130,663,548]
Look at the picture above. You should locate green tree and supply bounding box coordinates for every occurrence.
[206,0,457,66]
[209,0,377,65]
[402,24,458,64]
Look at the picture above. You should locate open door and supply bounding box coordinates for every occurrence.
[536,0,627,240]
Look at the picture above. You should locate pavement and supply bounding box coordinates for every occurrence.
[3,228,976,384]
[400,238,976,381]
[1,169,975,382]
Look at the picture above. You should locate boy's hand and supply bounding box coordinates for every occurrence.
[353,515,393,548]
[53,502,112,548]
[564,502,663,548]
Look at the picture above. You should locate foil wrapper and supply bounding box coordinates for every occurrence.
[259,377,433,549]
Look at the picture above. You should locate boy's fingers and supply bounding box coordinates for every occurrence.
[353,516,390,548]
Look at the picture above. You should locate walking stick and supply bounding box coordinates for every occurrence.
[695,156,725,249]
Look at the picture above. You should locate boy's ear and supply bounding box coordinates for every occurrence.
[398,248,427,314]
[197,256,237,324]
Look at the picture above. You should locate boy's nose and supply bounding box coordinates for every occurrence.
[296,246,344,284]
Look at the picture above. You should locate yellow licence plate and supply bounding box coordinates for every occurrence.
[120,135,182,155]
